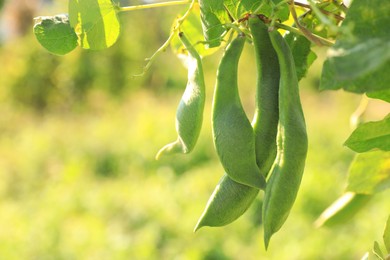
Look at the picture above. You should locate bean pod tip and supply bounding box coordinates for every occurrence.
[155,141,188,160]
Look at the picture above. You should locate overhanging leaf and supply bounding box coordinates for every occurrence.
[69,0,120,50]
[33,14,78,55]
[373,241,384,259]
[367,90,390,103]
[198,0,228,48]
[347,151,390,194]
[224,0,261,21]
[224,0,289,22]
[321,39,390,93]
[344,115,390,153]
[320,0,390,93]
[326,39,390,81]
[314,192,371,227]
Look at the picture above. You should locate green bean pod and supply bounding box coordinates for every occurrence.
[249,17,280,177]
[212,35,266,190]
[156,32,206,160]
[194,174,259,231]
[262,30,308,249]
[194,23,280,230]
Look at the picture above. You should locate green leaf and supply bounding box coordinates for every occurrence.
[321,39,390,93]
[320,0,390,93]
[33,14,78,55]
[384,215,390,253]
[69,0,120,50]
[367,90,390,103]
[285,32,317,81]
[314,192,371,227]
[337,1,390,41]
[373,241,384,259]
[344,115,390,153]
[224,0,262,20]
[327,39,390,81]
[347,151,390,194]
[270,0,290,22]
[198,0,228,48]
[224,0,289,22]
[321,58,390,94]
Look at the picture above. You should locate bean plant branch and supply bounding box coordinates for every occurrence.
[307,0,342,33]
[288,0,328,46]
[274,22,334,46]
[339,2,348,13]
[250,0,334,47]
[294,1,344,21]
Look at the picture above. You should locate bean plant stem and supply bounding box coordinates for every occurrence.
[339,2,348,13]
[288,0,331,46]
[274,22,334,46]
[119,0,190,13]
[307,0,341,32]
[294,1,344,21]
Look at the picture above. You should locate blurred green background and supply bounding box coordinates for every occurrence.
[0,1,389,259]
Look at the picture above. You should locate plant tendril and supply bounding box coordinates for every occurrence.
[133,0,195,77]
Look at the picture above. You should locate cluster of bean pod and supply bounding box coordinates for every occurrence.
[156,16,308,248]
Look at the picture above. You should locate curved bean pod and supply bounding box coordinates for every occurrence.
[249,17,280,177]
[194,174,259,231]
[156,32,206,159]
[212,35,266,190]
[194,23,281,230]
[262,30,308,249]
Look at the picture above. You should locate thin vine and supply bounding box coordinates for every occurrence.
[133,0,195,76]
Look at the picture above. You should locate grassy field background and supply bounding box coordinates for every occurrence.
[0,1,389,259]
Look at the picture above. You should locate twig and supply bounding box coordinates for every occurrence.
[294,1,344,21]
[307,0,341,33]
[288,0,325,46]
[275,22,334,46]
[338,1,349,13]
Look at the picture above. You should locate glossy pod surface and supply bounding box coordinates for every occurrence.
[156,32,206,159]
[194,23,282,230]
[249,17,280,177]
[212,35,266,190]
[194,174,259,231]
[262,30,308,249]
